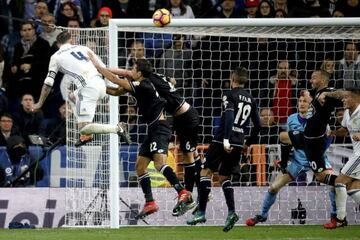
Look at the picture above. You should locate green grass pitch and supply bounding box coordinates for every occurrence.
[0,225,359,240]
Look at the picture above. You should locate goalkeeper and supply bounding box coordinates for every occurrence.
[33,31,130,146]
[246,93,337,226]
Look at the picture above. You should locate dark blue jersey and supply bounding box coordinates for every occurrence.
[149,73,185,115]
[128,79,165,126]
[305,87,342,138]
[213,87,261,147]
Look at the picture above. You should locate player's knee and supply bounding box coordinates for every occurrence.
[153,161,166,171]
[268,184,280,193]
[218,175,230,184]
[200,168,212,177]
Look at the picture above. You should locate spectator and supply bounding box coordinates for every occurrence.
[67,17,81,28]
[337,0,360,17]
[274,0,288,14]
[41,101,66,145]
[243,0,259,18]
[158,34,193,100]
[124,40,146,69]
[0,30,21,70]
[274,8,287,17]
[320,58,336,87]
[12,93,45,145]
[0,113,18,146]
[120,105,147,143]
[332,8,345,16]
[335,41,360,88]
[90,7,112,27]
[39,13,62,47]
[256,0,275,18]
[0,135,43,187]
[166,0,195,19]
[258,108,282,144]
[33,0,49,33]
[56,1,81,27]
[216,0,241,18]
[102,0,157,18]
[10,21,50,100]
[328,0,338,15]
[268,59,297,124]
[289,0,330,17]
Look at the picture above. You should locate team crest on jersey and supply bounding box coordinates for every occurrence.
[222,95,228,108]
[317,168,323,173]
[306,104,314,119]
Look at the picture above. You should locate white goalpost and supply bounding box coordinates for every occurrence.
[64,18,360,228]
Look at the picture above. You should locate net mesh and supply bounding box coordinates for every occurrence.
[64,22,360,226]
[63,27,112,227]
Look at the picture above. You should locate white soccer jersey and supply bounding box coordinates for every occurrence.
[342,105,360,157]
[44,43,105,89]
[341,105,360,179]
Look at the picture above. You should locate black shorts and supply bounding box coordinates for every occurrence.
[304,135,328,173]
[203,142,243,176]
[288,130,305,150]
[139,120,172,158]
[173,107,199,153]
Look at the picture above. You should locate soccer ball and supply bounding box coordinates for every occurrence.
[152,8,172,27]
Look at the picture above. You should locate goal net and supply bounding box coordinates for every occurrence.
[65,18,360,228]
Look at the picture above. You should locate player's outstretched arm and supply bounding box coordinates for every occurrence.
[33,84,52,112]
[108,67,133,78]
[318,90,345,105]
[88,51,132,91]
[106,86,127,96]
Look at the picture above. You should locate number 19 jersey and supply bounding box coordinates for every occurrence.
[214,87,261,147]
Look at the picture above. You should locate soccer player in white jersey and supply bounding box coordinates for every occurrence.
[322,88,360,229]
[33,31,130,146]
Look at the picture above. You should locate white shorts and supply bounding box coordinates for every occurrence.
[72,80,106,123]
[341,154,360,180]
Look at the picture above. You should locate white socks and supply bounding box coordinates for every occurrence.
[335,183,347,221]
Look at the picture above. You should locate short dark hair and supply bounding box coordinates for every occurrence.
[0,112,13,120]
[56,31,72,44]
[315,69,330,82]
[20,21,35,30]
[135,59,153,78]
[345,88,360,96]
[232,66,248,84]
